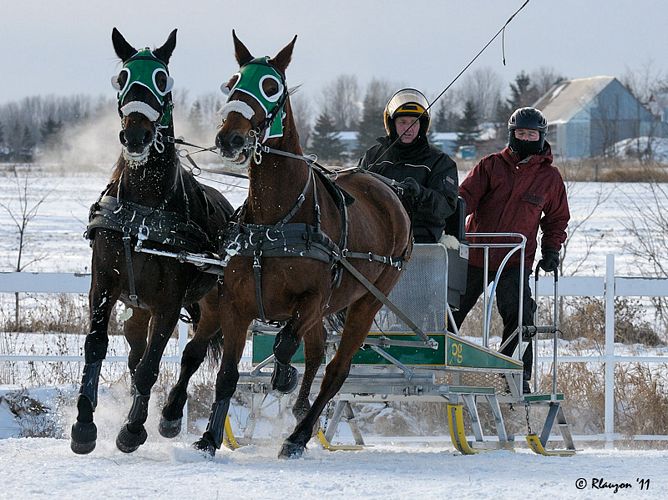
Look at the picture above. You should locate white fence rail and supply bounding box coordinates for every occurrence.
[2,254,668,446]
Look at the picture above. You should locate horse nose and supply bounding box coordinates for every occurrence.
[230,133,245,149]
[217,131,245,155]
[120,128,153,150]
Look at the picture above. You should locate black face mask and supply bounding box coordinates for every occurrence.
[508,132,543,160]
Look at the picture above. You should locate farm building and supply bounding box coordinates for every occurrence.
[534,76,664,158]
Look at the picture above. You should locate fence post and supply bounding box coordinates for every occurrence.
[178,313,188,434]
[604,254,615,448]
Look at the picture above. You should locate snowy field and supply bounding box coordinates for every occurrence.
[1,165,668,499]
[1,436,667,499]
[0,165,665,276]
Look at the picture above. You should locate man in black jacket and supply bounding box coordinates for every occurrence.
[358,88,458,243]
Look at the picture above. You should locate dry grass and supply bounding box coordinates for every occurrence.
[559,159,668,182]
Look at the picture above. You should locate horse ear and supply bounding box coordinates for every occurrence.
[232,30,253,67]
[269,35,297,74]
[112,27,137,62]
[154,29,177,65]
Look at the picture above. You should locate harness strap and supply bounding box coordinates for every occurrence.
[337,257,436,350]
[253,247,266,322]
[277,168,314,227]
[122,227,139,308]
[343,250,404,269]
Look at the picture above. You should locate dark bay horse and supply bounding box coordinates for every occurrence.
[70,28,233,455]
[187,32,412,458]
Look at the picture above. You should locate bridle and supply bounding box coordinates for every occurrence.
[219,57,290,165]
[113,49,175,156]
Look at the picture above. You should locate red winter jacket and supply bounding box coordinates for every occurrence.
[459,143,570,270]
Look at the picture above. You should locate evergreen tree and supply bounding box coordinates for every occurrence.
[17,125,36,161]
[456,100,480,148]
[40,117,62,149]
[433,102,460,132]
[506,71,540,111]
[188,100,205,139]
[355,80,388,158]
[310,111,343,163]
[0,121,6,160]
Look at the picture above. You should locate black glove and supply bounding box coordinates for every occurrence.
[397,177,421,200]
[538,248,560,272]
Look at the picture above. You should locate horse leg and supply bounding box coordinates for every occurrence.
[279,295,381,459]
[271,293,324,394]
[71,279,119,454]
[292,323,326,423]
[271,319,300,394]
[123,308,150,392]
[193,306,252,457]
[160,291,222,438]
[116,306,181,453]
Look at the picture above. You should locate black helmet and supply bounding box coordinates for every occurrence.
[508,107,547,132]
[507,107,548,156]
[383,88,430,139]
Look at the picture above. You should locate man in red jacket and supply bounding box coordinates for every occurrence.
[453,107,570,393]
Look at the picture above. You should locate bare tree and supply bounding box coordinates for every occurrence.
[320,74,361,130]
[431,91,460,132]
[289,91,313,148]
[458,67,503,123]
[558,181,614,277]
[621,59,667,104]
[530,66,566,98]
[620,60,668,161]
[355,78,393,156]
[622,181,668,332]
[0,169,51,327]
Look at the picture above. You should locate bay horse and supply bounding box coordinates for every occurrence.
[70,28,233,455]
[187,32,412,458]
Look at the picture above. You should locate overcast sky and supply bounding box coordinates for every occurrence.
[2,0,666,106]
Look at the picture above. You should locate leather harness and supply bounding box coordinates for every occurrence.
[219,166,406,322]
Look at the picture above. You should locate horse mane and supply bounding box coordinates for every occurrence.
[110,157,126,184]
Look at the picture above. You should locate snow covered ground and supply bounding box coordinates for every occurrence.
[2,165,668,499]
[1,436,667,499]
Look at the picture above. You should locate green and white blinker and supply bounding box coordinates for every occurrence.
[221,57,287,140]
[111,48,174,121]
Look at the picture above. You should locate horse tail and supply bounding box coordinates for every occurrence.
[206,327,224,364]
[182,303,201,331]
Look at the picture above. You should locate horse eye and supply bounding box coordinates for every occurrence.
[117,70,128,90]
[155,71,168,92]
[224,74,240,93]
[262,78,279,97]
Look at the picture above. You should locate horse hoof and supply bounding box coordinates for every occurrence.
[193,437,217,458]
[278,440,304,459]
[271,363,299,394]
[159,416,182,438]
[116,424,147,453]
[70,421,97,455]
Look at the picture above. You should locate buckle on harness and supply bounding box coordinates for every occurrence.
[135,222,150,250]
[253,249,262,268]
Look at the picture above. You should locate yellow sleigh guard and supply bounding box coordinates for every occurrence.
[316,428,364,452]
[447,403,479,455]
[526,433,575,457]
[222,415,241,450]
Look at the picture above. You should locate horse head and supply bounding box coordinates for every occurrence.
[111,28,176,166]
[216,31,297,169]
